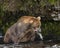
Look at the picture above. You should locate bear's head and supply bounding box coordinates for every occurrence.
[29,16,41,33]
[18,16,41,33]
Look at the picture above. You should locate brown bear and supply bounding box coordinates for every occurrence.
[4,16,41,44]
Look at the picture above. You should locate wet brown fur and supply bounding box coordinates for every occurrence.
[4,16,41,44]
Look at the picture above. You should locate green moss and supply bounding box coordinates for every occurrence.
[42,21,60,37]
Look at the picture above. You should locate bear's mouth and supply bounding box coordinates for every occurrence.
[33,28,40,32]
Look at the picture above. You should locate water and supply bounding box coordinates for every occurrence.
[0,41,60,48]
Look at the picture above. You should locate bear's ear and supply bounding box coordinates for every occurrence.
[37,16,41,20]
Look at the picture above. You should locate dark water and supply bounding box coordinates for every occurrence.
[0,41,60,48]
